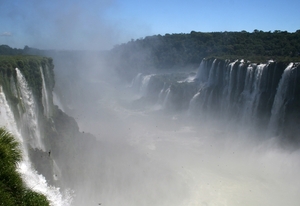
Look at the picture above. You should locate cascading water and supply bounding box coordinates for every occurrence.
[16,68,45,151]
[206,59,218,87]
[131,58,300,140]
[222,60,238,113]
[188,92,201,115]
[131,73,143,89]
[40,66,51,118]
[194,59,208,82]
[0,86,72,206]
[240,63,256,122]
[162,87,171,109]
[268,63,294,135]
[140,74,153,96]
[251,64,267,116]
[0,87,23,145]
[240,63,267,124]
[157,83,167,104]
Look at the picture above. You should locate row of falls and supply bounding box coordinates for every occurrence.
[131,58,300,143]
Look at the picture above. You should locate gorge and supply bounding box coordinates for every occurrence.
[1,47,300,205]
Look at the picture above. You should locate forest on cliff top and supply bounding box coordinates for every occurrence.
[109,30,300,77]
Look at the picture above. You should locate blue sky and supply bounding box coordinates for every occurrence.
[0,0,299,50]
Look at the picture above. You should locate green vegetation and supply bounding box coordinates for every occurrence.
[0,54,55,123]
[110,30,300,79]
[0,127,49,206]
[0,45,23,56]
[0,55,54,101]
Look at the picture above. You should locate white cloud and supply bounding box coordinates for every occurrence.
[0,32,12,37]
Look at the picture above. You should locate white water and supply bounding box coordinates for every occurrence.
[251,64,266,116]
[207,59,217,86]
[268,63,294,134]
[157,83,167,104]
[223,61,238,110]
[162,87,171,109]
[16,68,45,151]
[188,92,201,115]
[195,60,207,81]
[240,64,256,123]
[131,73,143,89]
[0,87,24,144]
[241,64,266,124]
[140,74,153,96]
[40,66,51,118]
[0,86,72,206]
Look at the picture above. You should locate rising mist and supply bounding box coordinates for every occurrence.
[46,51,300,206]
[1,1,300,205]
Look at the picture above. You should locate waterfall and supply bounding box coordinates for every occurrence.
[131,73,143,89]
[0,87,24,145]
[157,83,167,104]
[140,74,153,96]
[207,59,217,86]
[188,92,201,115]
[53,92,65,112]
[16,68,45,151]
[0,86,71,206]
[240,64,256,122]
[223,61,238,111]
[127,58,300,142]
[240,64,267,123]
[195,59,209,82]
[268,63,294,135]
[162,87,171,109]
[154,83,169,110]
[251,64,267,115]
[40,66,51,118]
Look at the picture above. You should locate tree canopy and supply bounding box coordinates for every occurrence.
[109,30,300,79]
[0,127,50,206]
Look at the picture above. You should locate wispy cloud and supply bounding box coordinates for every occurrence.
[0,32,12,37]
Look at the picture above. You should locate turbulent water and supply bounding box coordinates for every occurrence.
[54,58,300,206]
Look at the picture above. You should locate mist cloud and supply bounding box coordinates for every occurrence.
[0,0,146,50]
